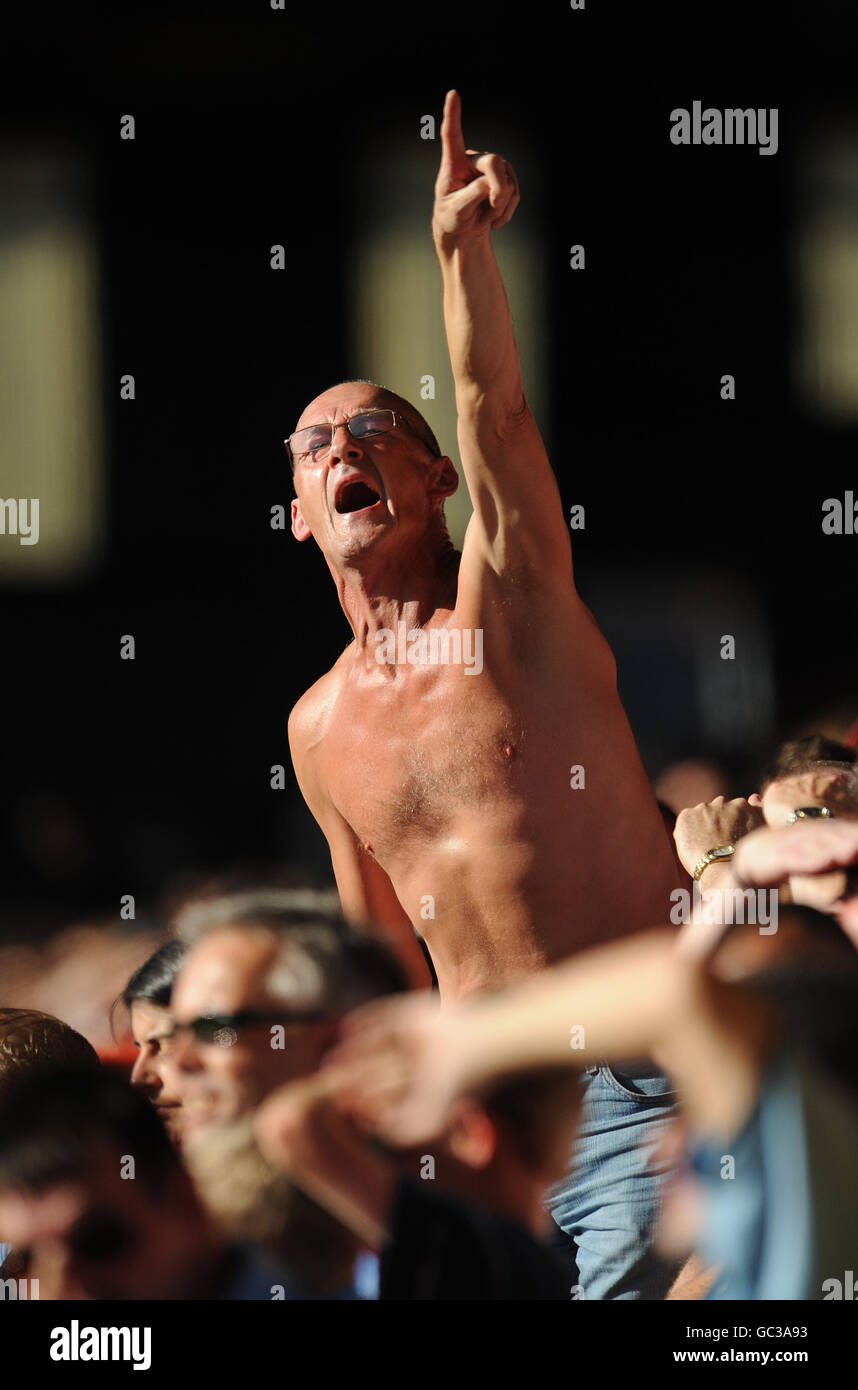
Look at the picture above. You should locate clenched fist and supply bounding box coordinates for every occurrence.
[673,796,766,878]
[432,90,520,252]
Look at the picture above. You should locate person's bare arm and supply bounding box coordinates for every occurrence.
[332,930,776,1144]
[288,697,432,989]
[433,91,573,584]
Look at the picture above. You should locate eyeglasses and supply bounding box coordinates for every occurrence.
[178,1010,331,1046]
[285,409,434,470]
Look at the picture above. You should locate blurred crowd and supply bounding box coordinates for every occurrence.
[2,727,858,1301]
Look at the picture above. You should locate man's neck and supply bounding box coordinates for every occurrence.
[330,536,460,656]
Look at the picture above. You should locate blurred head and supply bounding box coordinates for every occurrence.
[288,380,458,569]
[422,1067,583,1237]
[759,735,856,792]
[167,896,408,1139]
[0,1067,217,1299]
[122,940,187,1144]
[0,1008,99,1106]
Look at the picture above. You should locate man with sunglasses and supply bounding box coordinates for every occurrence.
[162,894,408,1139]
[160,899,409,1297]
[167,918,344,1138]
[285,93,682,1298]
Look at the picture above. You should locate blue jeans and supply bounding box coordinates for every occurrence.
[545,1062,682,1300]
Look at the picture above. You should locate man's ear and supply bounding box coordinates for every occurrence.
[446,1098,497,1170]
[291,498,312,542]
[428,455,459,501]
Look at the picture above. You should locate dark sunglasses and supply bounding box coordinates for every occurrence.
[179,1010,331,1046]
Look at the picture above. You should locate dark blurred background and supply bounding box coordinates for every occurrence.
[1,0,856,948]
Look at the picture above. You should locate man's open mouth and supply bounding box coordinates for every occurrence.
[334,479,382,514]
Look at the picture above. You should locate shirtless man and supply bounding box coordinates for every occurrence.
[288,90,679,996]
[286,91,682,1297]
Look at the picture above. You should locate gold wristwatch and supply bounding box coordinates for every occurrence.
[691,844,735,881]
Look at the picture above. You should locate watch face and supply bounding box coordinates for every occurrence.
[694,846,734,880]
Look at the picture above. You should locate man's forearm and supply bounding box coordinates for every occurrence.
[435,233,524,418]
[450,931,771,1136]
[454,932,692,1084]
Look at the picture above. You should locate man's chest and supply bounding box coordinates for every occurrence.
[319,668,527,857]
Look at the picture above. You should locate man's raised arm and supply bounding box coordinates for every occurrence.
[433,89,572,582]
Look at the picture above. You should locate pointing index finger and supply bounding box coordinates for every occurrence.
[440,89,468,174]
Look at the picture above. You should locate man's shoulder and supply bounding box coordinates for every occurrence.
[288,647,355,752]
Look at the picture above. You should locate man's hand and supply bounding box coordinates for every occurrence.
[430,88,573,582]
[761,767,858,828]
[673,796,765,879]
[432,90,519,251]
[735,819,858,885]
[734,819,858,941]
[326,992,467,1147]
